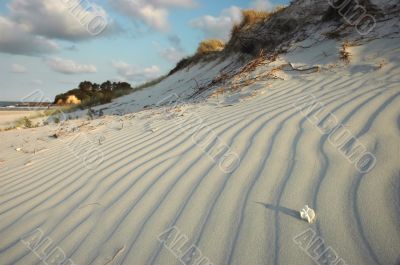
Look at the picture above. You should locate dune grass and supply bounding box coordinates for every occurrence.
[197,39,225,55]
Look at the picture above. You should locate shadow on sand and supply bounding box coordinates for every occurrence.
[256,202,301,220]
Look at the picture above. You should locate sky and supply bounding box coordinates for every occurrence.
[0,0,288,101]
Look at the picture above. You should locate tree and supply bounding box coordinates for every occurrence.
[92,83,100,91]
[100,81,112,91]
[79,81,93,92]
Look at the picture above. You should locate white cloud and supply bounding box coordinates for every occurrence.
[189,6,242,41]
[152,0,197,8]
[8,0,113,40]
[0,0,116,55]
[250,0,274,11]
[11,64,27,73]
[45,57,97,74]
[0,16,59,55]
[190,1,276,40]
[112,60,161,82]
[110,0,197,31]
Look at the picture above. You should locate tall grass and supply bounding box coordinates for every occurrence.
[240,10,271,28]
[197,39,225,54]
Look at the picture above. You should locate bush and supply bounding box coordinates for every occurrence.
[197,39,225,55]
[24,117,33,128]
[17,117,33,128]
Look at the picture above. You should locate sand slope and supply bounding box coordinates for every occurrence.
[0,37,399,265]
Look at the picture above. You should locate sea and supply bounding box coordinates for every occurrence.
[0,101,20,108]
[0,101,50,110]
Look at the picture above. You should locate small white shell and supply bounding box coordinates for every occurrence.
[300,205,316,223]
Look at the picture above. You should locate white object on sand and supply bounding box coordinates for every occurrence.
[300,205,316,223]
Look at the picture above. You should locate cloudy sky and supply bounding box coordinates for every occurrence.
[0,0,287,101]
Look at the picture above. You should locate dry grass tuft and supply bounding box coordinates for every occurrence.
[340,41,352,64]
[168,40,225,75]
[209,87,226,99]
[233,7,284,34]
[227,7,287,54]
[197,39,225,54]
[240,10,271,28]
[14,116,37,129]
[230,10,271,41]
[376,60,387,70]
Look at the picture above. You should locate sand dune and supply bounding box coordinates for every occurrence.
[0,36,399,265]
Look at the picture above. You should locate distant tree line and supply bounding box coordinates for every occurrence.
[54,81,133,107]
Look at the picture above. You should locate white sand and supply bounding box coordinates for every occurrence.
[0,35,399,264]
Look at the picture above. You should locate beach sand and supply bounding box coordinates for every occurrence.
[0,37,399,265]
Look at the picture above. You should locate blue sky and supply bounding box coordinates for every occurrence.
[0,0,288,101]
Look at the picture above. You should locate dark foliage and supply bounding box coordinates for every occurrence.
[54,81,133,108]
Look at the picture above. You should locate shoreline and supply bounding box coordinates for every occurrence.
[0,107,50,111]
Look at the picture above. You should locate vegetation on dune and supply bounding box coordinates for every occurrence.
[230,10,272,40]
[227,6,287,54]
[235,6,285,31]
[15,116,34,128]
[197,39,225,55]
[169,7,288,75]
[239,10,271,28]
[168,57,193,75]
[169,38,226,75]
